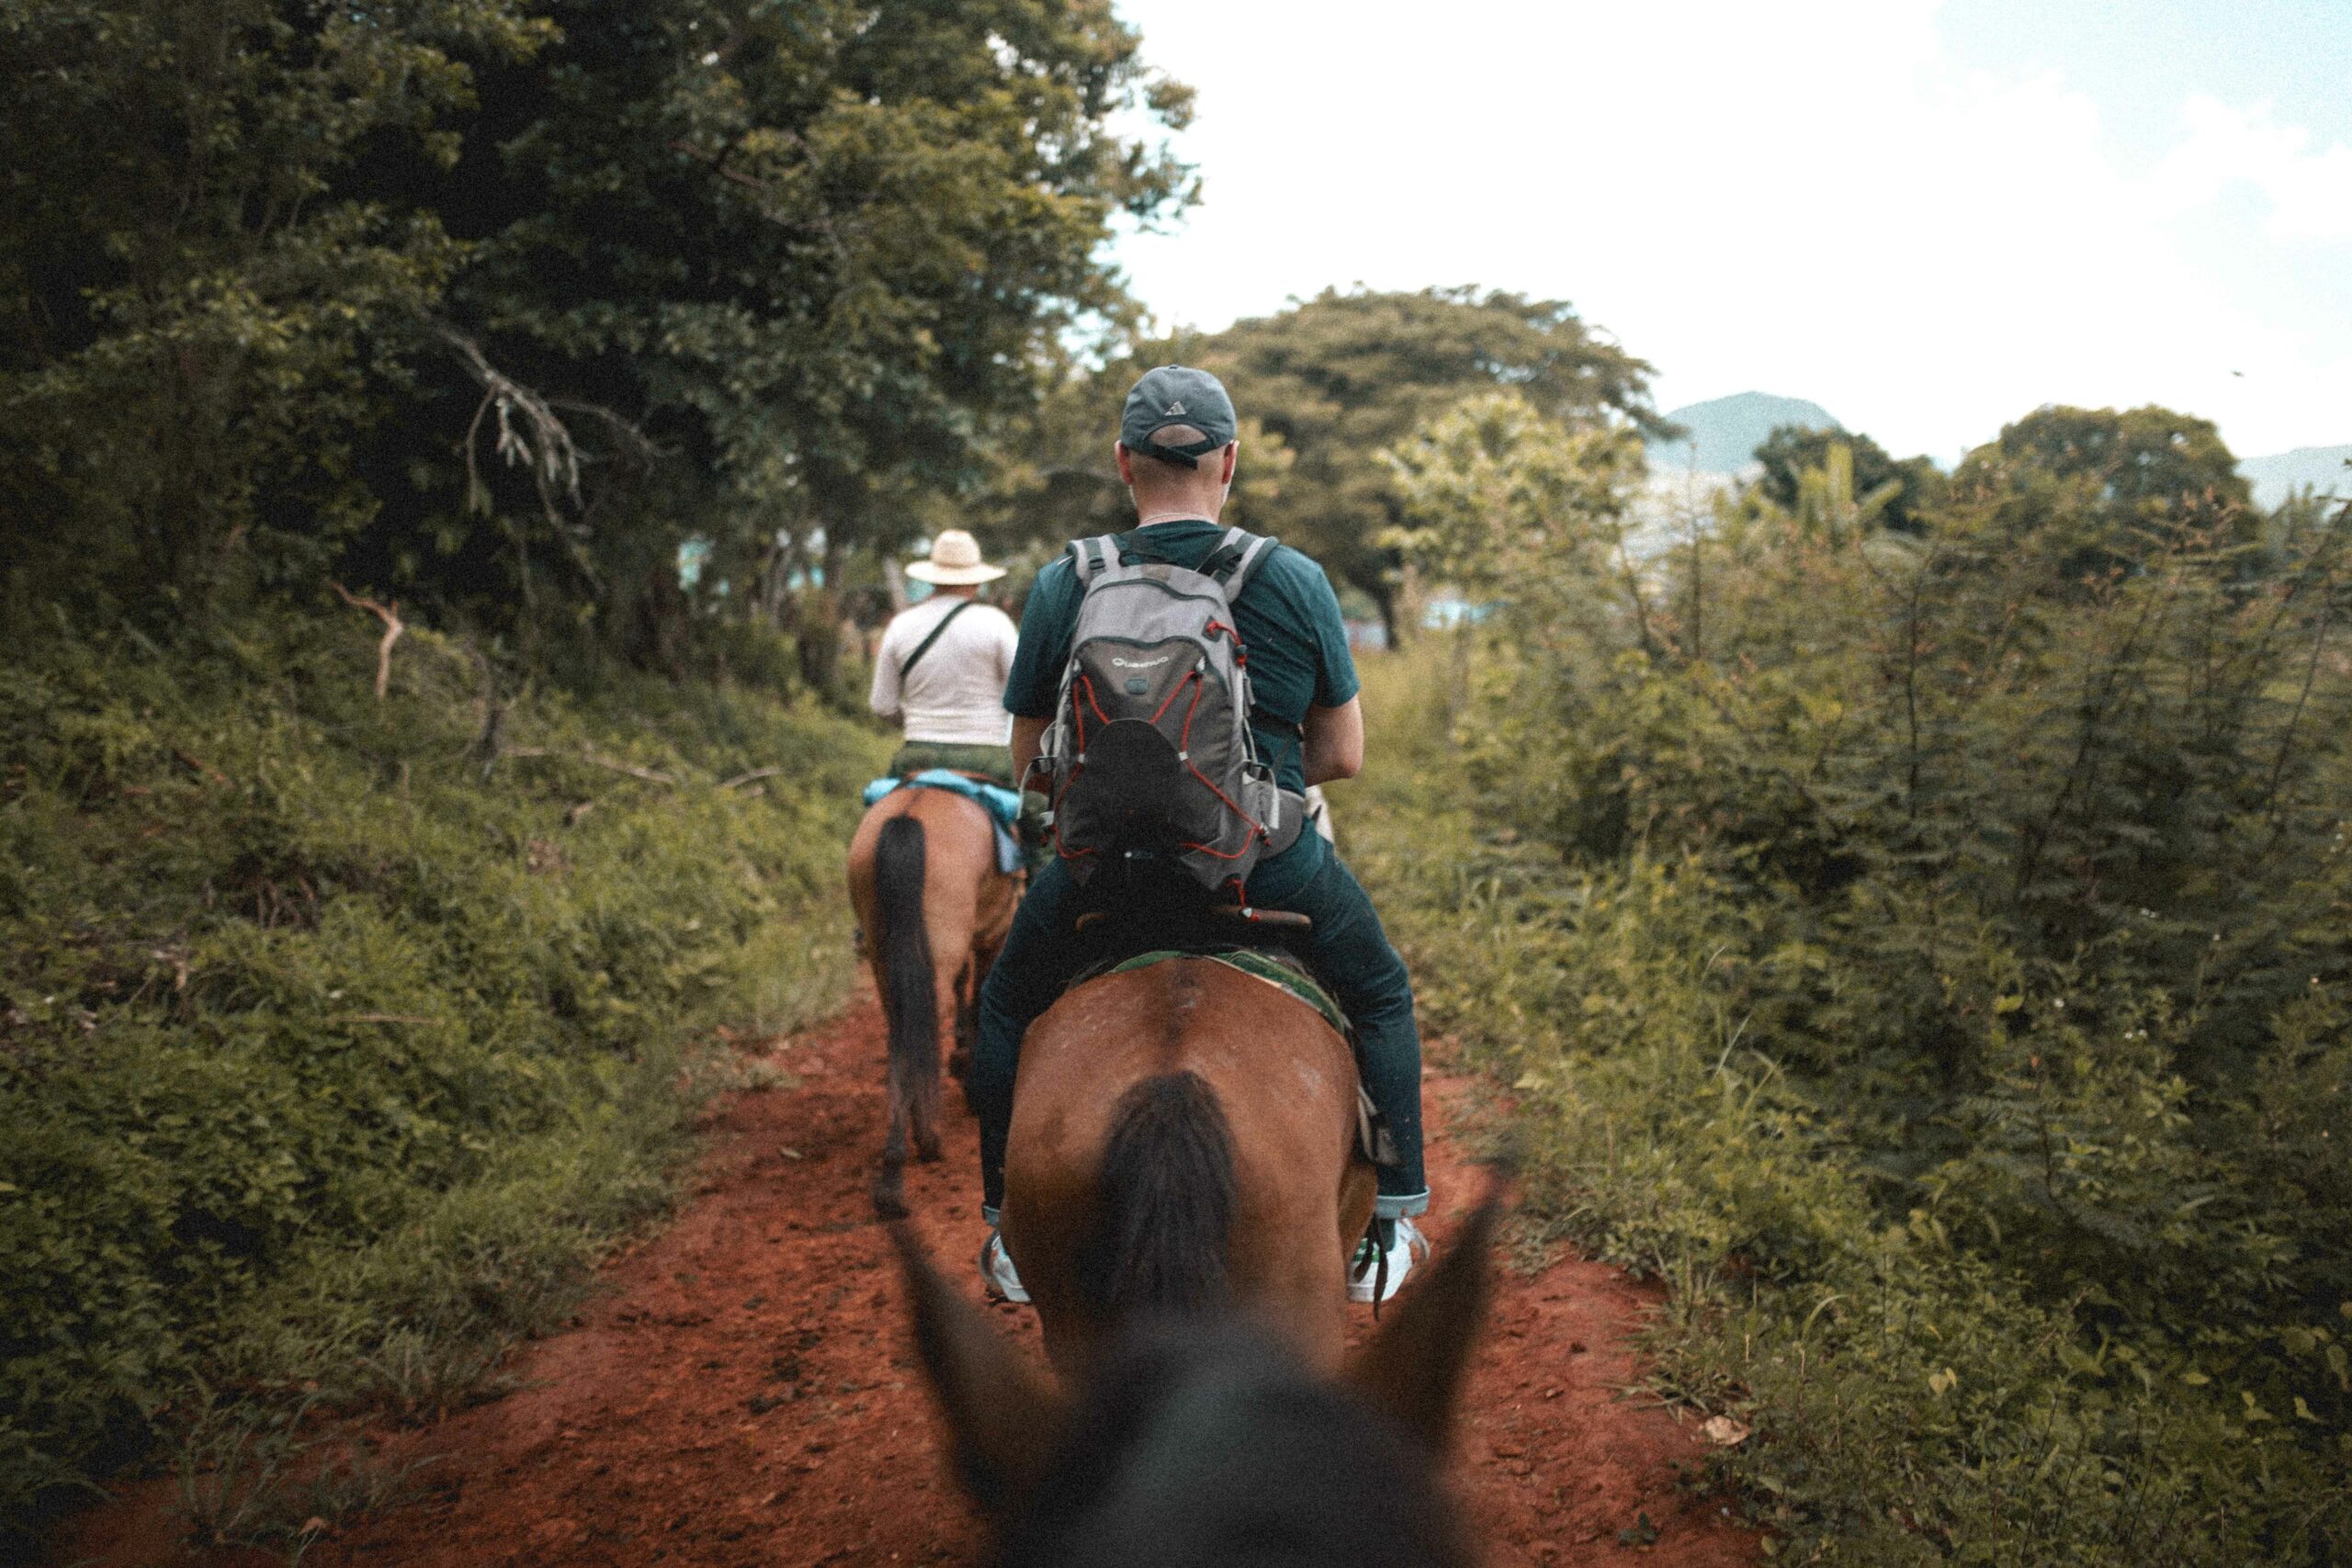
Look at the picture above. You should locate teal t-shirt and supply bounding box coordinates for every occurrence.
[1003,520,1361,795]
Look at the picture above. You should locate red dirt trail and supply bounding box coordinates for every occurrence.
[63,986,1758,1567]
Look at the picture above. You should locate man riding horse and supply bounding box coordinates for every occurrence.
[852,530,1031,1215]
[869,530,1022,792]
[975,366,1431,1304]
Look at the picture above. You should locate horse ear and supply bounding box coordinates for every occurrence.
[891,1224,1066,1514]
[1345,1198,1499,1454]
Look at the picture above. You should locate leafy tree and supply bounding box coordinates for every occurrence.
[1753,423,1945,536]
[0,0,552,621]
[1950,404,2258,586]
[406,0,1195,667]
[0,0,1193,673]
[1384,391,1641,605]
[999,287,1668,636]
[1973,403,2250,515]
[1383,389,1641,718]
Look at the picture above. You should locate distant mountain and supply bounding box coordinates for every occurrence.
[2241,445,2352,511]
[1645,391,1841,476]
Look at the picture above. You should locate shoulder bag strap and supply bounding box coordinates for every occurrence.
[1069,534,1121,585]
[1204,526,1279,600]
[899,598,976,682]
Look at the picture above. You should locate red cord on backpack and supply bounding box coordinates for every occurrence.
[1175,677,1269,850]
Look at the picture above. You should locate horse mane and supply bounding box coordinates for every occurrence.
[1082,1070,1235,1321]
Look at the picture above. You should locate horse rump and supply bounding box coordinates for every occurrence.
[872,813,941,1216]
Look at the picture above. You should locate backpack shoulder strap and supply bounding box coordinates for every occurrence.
[898,598,975,681]
[1204,526,1278,600]
[1068,534,1122,586]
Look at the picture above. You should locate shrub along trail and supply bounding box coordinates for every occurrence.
[71,984,1758,1568]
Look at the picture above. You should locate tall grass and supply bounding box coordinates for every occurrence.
[1,608,883,1552]
[1349,644,2351,1565]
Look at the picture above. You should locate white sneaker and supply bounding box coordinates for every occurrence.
[1348,1216,1429,1303]
[980,1231,1030,1303]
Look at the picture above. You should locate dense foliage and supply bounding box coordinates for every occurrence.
[1751,423,1945,536]
[0,0,1190,660]
[0,612,882,1547]
[1356,402,2352,1562]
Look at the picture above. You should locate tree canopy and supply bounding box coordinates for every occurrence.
[1,0,1193,659]
[1966,403,2250,515]
[1948,404,2257,585]
[1753,423,1945,536]
[997,287,1668,631]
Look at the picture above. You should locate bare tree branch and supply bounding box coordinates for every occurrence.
[175,750,232,787]
[330,581,405,700]
[430,319,582,511]
[425,318,606,594]
[548,396,668,468]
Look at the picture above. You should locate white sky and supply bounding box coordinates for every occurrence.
[1106,0,2352,463]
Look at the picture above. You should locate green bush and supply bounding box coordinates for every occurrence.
[0,607,883,1546]
[1350,430,2352,1562]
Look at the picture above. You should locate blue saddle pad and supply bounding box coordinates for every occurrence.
[863,770,1023,874]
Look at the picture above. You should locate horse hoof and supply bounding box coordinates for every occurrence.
[917,1139,944,1164]
[871,1177,910,1220]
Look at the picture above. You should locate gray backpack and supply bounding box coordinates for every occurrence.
[1035,527,1296,891]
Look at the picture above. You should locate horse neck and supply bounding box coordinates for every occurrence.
[1083,1069,1236,1323]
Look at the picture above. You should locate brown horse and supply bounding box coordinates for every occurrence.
[896,1201,1496,1567]
[999,954,1381,1379]
[846,784,1021,1217]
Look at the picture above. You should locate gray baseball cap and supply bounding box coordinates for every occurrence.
[1120,365,1237,468]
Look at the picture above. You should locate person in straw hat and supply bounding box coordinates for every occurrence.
[869,530,1033,813]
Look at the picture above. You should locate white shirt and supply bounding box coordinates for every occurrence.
[868,595,1019,746]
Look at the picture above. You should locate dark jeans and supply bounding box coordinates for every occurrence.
[973,829,1429,1223]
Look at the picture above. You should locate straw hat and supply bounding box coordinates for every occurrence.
[904,529,1005,585]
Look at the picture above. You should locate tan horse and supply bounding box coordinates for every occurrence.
[1000,954,1380,1379]
[846,784,1020,1217]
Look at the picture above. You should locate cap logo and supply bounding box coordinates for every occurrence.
[1165,400,1186,415]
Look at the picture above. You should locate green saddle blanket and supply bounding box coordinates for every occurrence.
[1097,947,1351,1039]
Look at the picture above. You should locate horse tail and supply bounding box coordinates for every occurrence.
[872,813,940,1216]
[1085,1070,1236,1320]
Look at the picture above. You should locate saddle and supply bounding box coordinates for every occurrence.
[862,769,1023,875]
